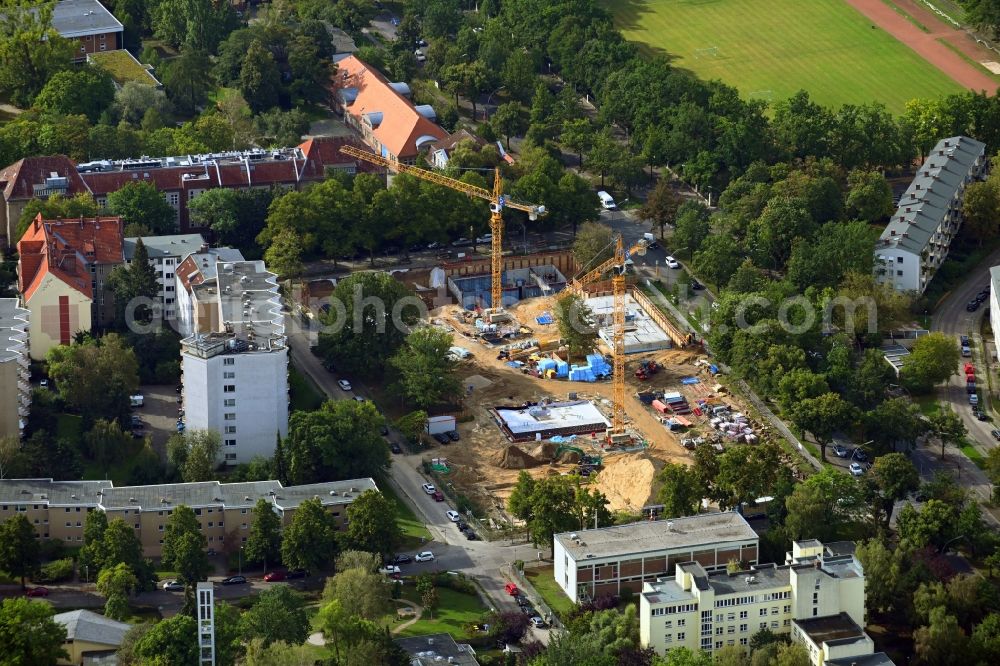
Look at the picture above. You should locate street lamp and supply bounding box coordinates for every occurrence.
[483,85,505,121]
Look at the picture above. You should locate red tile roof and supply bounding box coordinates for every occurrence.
[0,156,90,201]
[18,214,124,301]
[330,56,450,160]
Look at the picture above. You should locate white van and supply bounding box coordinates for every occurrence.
[597,191,616,210]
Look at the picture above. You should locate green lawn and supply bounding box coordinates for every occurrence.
[523,566,575,618]
[394,586,487,640]
[606,0,964,112]
[288,366,325,412]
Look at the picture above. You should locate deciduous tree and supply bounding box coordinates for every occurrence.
[96,562,138,620]
[389,327,461,410]
[162,49,214,116]
[693,234,742,290]
[870,453,919,529]
[345,490,401,559]
[244,498,282,569]
[640,179,681,240]
[161,505,210,588]
[572,221,614,271]
[282,497,337,573]
[902,332,960,393]
[238,586,310,648]
[0,514,39,589]
[285,400,389,485]
[132,614,199,665]
[0,598,68,665]
[0,0,75,106]
[789,392,855,461]
[239,40,281,113]
[167,429,222,482]
[107,181,178,235]
[555,293,598,361]
[33,68,115,122]
[655,463,704,518]
[322,566,391,621]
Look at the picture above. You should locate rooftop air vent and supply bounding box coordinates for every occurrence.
[329,490,338,496]
[129,497,136,502]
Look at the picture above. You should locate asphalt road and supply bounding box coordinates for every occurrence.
[285,322,552,643]
[927,246,1000,523]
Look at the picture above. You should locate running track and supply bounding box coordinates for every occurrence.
[844,0,997,94]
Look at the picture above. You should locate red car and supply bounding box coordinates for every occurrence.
[25,587,49,597]
[263,571,286,582]
[432,491,445,502]
[505,582,519,596]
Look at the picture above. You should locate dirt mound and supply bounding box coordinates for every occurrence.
[531,441,558,461]
[558,450,581,464]
[491,445,541,469]
[593,454,658,512]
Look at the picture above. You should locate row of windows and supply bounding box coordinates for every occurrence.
[651,603,698,616]
[715,594,763,608]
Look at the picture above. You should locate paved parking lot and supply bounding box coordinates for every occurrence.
[133,384,182,454]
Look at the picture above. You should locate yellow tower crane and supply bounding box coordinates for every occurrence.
[565,236,649,435]
[339,145,546,312]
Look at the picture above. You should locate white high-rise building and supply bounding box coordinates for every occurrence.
[0,299,30,438]
[179,260,287,465]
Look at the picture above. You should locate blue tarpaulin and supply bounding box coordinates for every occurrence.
[535,313,554,325]
[506,361,524,368]
[681,377,700,385]
[709,365,719,374]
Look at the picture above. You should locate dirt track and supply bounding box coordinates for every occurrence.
[845,0,997,92]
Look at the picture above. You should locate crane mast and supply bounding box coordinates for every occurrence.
[339,145,545,312]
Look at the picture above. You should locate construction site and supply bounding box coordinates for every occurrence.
[337,146,770,532]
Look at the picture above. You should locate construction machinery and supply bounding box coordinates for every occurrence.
[338,145,546,313]
[563,236,648,435]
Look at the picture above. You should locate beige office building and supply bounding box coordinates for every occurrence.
[0,477,377,557]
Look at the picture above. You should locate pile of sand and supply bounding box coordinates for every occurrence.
[531,441,558,461]
[464,374,494,390]
[593,455,658,512]
[491,445,542,469]
[558,450,581,464]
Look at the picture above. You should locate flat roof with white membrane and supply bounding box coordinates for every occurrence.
[586,294,672,354]
[494,400,610,438]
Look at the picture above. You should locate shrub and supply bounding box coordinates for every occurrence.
[36,558,75,583]
[433,571,477,595]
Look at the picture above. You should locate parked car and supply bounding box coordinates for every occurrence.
[220,576,247,586]
[451,237,472,247]
[433,432,451,445]
[962,345,972,357]
[476,233,493,244]
[961,335,971,347]
[390,17,400,26]
[530,616,546,628]
[991,430,1000,441]
[970,394,980,406]
[414,49,426,62]
[515,594,529,605]
[690,279,704,290]
[967,300,980,312]
[39,379,49,390]
[379,565,401,575]
[263,571,286,582]
[416,38,428,47]
[521,604,536,616]
[25,586,49,597]
[415,551,435,562]
[432,490,445,502]
[425,241,439,250]
[353,395,366,402]
[338,379,352,391]
[976,410,990,421]
[130,394,144,407]
[446,510,461,522]
[162,580,184,592]
[665,256,681,269]
[832,444,848,458]
[849,462,864,477]
[422,483,436,494]
[978,289,990,303]
[505,583,520,596]
[852,448,868,462]
[393,554,413,565]
[464,529,478,541]
[446,430,460,441]
[390,443,402,454]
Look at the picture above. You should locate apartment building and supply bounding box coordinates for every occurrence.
[17,215,124,358]
[0,477,377,557]
[330,55,450,163]
[0,299,31,438]
[991,266,1000,354]
[173,247,246,337]
[52,0,123,62]
[179,260,287,465]
[0,156,90,245]
[78,137,370,231]
[639,540,892,665]
[553,512,759,603]
[124,234,207,321]
[874,136,987,294]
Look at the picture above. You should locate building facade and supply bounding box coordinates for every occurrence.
[0,299,31,438]
[173,247,246,337]
[17,215,124,359]
[874,136,987,294]
[52,0,123,62]
[53,609,131,665]
[0,156,90,245]
[124,234,207,321]
[991,266,1000,355]
[639,540,890,665]
[0,477,377,557]
[180,260,288,465]
[553,513,760,604]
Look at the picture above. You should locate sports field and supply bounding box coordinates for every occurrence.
[606,0,965,112]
